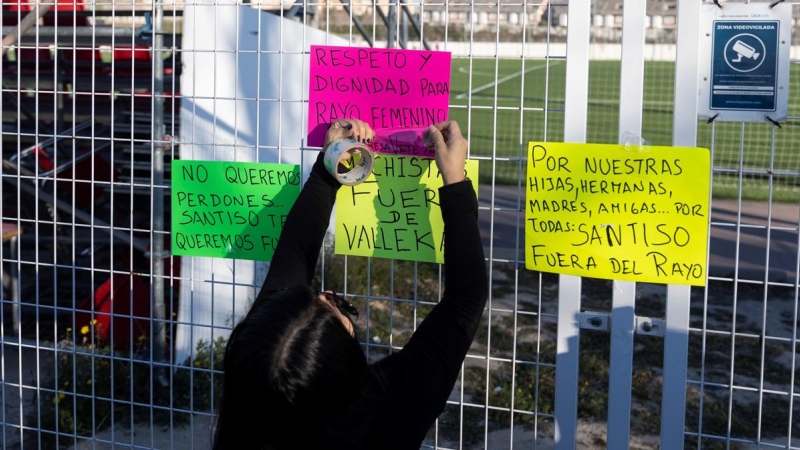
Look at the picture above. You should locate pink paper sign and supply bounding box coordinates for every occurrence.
[307,45,452,154]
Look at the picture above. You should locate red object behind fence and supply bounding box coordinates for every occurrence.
[76,254,181,352]
[113,45,153,77]
[75,274,151,350]
[2,0,31,26]
[42,0,88,26]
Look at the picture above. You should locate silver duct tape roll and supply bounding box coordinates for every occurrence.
[323,137,375,186]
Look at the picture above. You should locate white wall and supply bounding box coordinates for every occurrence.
[177,3,346,363]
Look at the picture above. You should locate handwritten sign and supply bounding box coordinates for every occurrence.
[335,155,479,263]
[171,160,301,261]
[525,142,710,286]
[307,45,451,156]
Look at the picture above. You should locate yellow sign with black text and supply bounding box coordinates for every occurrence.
[335,155,479,264]
[525,142,710,286]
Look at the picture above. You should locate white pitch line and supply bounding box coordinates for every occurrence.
[455,61,561,100]
[457,66,495,77]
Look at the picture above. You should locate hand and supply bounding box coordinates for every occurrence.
[423,121,468,185]
[324,119,375,150]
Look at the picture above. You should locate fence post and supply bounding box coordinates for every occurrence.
[606,0,647,448]
[152,1,168,378]
[387,2,396,48]
[661,1,702,448]
[554,0,590,448]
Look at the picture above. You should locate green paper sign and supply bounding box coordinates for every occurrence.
[171,160,301,261]
[335,155,479,264]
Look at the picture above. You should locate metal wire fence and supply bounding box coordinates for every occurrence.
[1,0,799,449]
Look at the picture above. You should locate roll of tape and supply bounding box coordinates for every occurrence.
[323,137,375,186]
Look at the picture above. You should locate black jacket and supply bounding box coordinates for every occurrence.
[256,153,488,449]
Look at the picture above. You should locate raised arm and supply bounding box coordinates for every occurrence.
[260,120,375,293]
[370,122,489,445]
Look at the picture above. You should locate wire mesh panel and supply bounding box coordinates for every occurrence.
[1,0,183,447]
[0,0,798,449]
[681,2,800,448]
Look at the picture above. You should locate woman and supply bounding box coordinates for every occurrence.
[212,119,488,449]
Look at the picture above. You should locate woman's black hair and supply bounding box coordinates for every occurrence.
[211,285,367,449]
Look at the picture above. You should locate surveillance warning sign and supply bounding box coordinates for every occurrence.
[698,3,791,123]
[711,22,777,111]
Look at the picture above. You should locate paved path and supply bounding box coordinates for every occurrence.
[478,184,800,283]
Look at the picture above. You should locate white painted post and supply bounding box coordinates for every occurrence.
[176,5,347,364]
[661,1,702,448]
[554,0,590,448]
[607,0,646,447]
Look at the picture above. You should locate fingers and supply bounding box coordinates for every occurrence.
[328,119,374,144]
[426,125,447,152]
[352,120,374,144]
[330,119,353,133]
[425,121,467,185]
[436,121,462,140]
[424,121,463,143]
[422,121,444,138]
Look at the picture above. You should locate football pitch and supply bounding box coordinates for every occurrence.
[448,58,800,201]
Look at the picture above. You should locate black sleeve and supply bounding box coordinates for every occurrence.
[258,152,341,294]
[370,179,488,441]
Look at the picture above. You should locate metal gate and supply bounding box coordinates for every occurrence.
[1,0,799,448]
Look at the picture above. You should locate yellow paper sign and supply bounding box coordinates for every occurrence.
[525,142,710,286]
[336,155,479,263]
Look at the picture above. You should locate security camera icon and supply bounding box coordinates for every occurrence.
[732,40,760,62]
